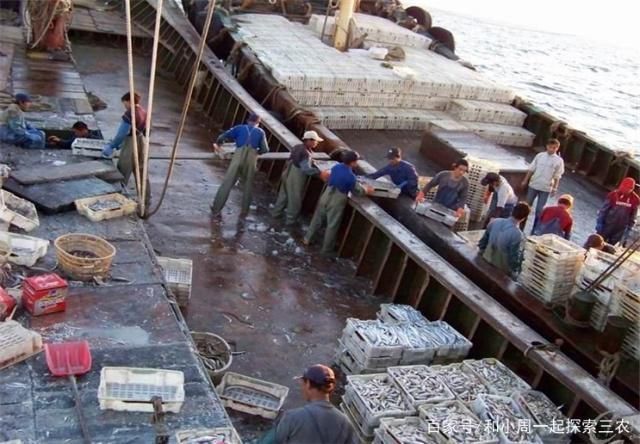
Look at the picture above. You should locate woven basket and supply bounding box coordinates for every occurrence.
[191,331,232,384]
[54,233,116,281]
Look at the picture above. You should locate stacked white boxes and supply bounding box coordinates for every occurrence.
[447,99,527,126]
[465,156,500,222]
[518,235,585,305]
[592,281,640,359]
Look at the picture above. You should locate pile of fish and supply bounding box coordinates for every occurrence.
[387,365,454,407]
[419,401,498,443]
[336,311,472,375]
[516,391,570,443]
[346,374,414,416]
[472,394,541,443]
[375,417,443,444]
[463,358,530,396]
[430,363,490,403]
[176,427,242,444]
[87,199,123,212]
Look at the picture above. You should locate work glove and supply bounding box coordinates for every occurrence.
[415,191,425,204]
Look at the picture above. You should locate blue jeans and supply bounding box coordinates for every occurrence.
[526,187,550,232]
[0,125,45,149]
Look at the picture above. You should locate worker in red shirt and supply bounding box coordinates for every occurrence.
[533,194,574,240]
[596,177,640,245]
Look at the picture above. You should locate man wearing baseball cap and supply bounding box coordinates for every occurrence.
[260,364,356,444]
[481,172,517,228]
[0,93,45,149]
[211,113,270,217]
[366,147,419,198]
[272,130,328,226]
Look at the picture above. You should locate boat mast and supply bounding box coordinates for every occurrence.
[333,0,355,50]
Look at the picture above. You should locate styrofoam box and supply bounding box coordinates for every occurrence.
[0,231,49,267]
[98,367,185,413]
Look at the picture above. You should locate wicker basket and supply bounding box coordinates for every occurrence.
[54,233,116,281]
[191,331,232,384]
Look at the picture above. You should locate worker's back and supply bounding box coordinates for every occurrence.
[274,400,357,444]
[480,217,524,276]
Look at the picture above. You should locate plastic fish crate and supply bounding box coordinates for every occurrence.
[217,372,289,419]
[334,346,387,376]
[340,400,376,441]
[513,390,570,444]
[0,190,39,232]
[387,365,455,407]
[463,359,530,397]
[418,400,499,444]
[175,427,243,444]
[71,137,114,158]
[214,143,236,160]
[0,232,48,267]
[157,256,192,308]
[75,193,137,222]
[524,235,585,262]
[471,394,543,444]
[343,319,408,359]
[457,230,485,246]
[428,321,473,360]
[377,416,446,444]
[377,304,429,324]
[0,321,43,370]
[415,202,458,227]
[357,177,401,199]
[430,363,491,403]
[98,367,185,413]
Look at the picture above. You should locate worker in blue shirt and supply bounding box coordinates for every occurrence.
[0,93,45,149]
[210,113,269,217]
[478,202,531,279]
[366,147,419,198]
[303,150,374,255]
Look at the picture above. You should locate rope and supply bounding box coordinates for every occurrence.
[143,0,218,219]
[139,0,165,216]
[597,352,621,386]
[260,85,285,107]
[123,0,142,205]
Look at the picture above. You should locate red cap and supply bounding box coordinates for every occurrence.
[618,177,636,193]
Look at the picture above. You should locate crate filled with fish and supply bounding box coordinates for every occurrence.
[428,321,473,362]
[216,372,289,419]
[471,394,542,444]
[75,193,138,222]
[580,249,640,296]
[344,373,416,432]
[342,319,408,362]
[387,365,455,408]
[418,400,499,444]
[415,202,459,227]
[335,340,389,375]
[341,400,377,442]
[71,137,111,158]
[357,177,401,199]
[513,390,570,444]
[175,427,243,444]
[375,416,446,444]
[462,359,530,397]
[429,363,491,403]
[378,304,429,324]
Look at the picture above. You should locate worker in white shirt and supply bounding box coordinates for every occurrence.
[520,138,565,232]
[481,172,518,229]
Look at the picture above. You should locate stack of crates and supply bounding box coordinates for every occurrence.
[518,235,585,305]
[596,281,640,359]
[446,99,527,126]
[465,157,500,222]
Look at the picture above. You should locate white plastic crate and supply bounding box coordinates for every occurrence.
[340,398,377,440]
[98,367,185,413]
[214,142,236,160]
[0,190,39,232]
[418,400,498,444]
[75,193,137,222]
[357,177,401,199]
[447,99,527,126]
[175,427,243,444]
[217,372,289,419]
[157,256,192,308]
[377,304,429,324]
[0,231,48,267]
[415,202,458,227]
[71,137,113,158]
[387,365,455,407]
[343,318,408,360]
[471,394,542,444]
[0,321,43,370]
[514,390,570,444]
[430,363,491,403]
[457,230,485,246]
[463,358,530,397]
[377,416,446,444]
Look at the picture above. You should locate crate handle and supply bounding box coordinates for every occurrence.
[127,368,166,375]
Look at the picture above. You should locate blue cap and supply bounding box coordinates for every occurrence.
[247,113,261,123]
[15,93,31,103]
[298,364,335,385]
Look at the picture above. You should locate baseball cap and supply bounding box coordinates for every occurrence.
[303,130,323,142]
[15,93,32,103]
[480,172,500,186]
[297,364,335,385]
[386,147,401,159]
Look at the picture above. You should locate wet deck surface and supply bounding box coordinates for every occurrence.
[337,129,607,246]
[73,44,382,440]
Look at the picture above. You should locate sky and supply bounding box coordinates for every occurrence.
[407,0,640,45]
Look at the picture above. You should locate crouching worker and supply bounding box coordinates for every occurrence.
[303,150,373,255]
[271,130,327,226]
[211,113,269,217]
[258,365,357,444]
[533,194,574,239]
[0,93,45,149]
[48,121,99,149]
[478,202,531,279]
[101,92,150,204]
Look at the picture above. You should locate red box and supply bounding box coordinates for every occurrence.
[22,273,68,316]
[0,287,16,320]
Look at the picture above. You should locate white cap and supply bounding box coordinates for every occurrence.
[302,130,324,142]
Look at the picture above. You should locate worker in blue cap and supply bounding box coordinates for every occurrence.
[366,147,419,198]
[304,150,374,255]
[258,364,357,444]
[0,93,45,149]
[210,113,269,217]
